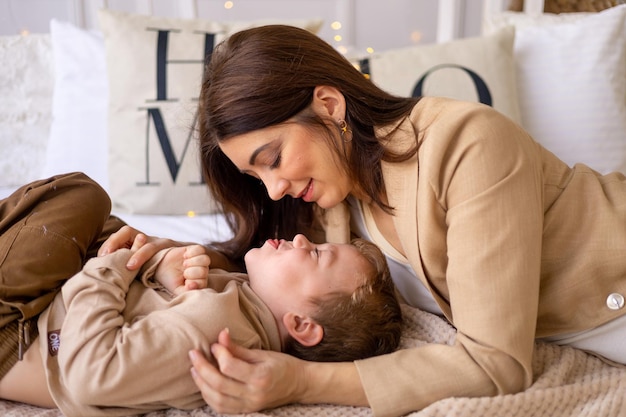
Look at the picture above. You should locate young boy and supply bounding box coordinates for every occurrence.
[0,173,402,416]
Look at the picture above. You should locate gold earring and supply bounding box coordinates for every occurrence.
[338,119,348,135]
[338,119,352,142]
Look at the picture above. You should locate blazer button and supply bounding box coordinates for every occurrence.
[606,293,625,310]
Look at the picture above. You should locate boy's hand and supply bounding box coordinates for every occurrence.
[155,245,211,295]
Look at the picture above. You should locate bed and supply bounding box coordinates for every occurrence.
[1,0,626,415]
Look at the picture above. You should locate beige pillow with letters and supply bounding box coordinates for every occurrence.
[99,9,322,214]
[356,26,521,123]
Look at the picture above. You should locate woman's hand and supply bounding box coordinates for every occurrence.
[189,329,369,413]
[98,225,183,270]
[188,329,307,413]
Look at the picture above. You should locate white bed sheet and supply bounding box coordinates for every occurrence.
[111,211,233,245]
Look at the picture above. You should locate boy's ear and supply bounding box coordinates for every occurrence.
[282,312,324,347]
[311,85,346,120]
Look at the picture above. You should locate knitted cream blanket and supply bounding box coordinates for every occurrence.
[2,305,625,417]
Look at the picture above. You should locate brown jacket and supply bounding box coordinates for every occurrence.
[322,97,626,417]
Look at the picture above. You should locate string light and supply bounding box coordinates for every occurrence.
[224,1,234,9]
[187,210,196,218]
[331,20,346,53]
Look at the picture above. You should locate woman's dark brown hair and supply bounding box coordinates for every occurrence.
[198,24,418,262]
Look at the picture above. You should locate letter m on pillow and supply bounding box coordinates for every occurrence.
[138,30,216,184]
[100,9,322,214]
[101,10,221,215]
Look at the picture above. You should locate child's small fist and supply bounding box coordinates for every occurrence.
[155,245,210,295]
[182,245,211,291]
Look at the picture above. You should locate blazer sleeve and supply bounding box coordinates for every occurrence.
[356,101,545,417]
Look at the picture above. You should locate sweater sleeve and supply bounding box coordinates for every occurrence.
[56,249,212,410]
[356,100,544,417]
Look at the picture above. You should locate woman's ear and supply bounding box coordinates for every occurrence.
[282,312,324,347]
[311,85,346,120]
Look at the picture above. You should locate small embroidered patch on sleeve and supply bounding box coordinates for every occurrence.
[47,330,61,356]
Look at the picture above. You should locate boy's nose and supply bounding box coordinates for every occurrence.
[292,234,312,249]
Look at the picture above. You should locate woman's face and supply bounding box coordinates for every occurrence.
[244,234,368,317]
[218,120,352,209]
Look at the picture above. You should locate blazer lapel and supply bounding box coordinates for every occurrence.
[380,122,453,319]
[381,157,427,281]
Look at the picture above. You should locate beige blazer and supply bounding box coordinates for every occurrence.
[323,97,626,417]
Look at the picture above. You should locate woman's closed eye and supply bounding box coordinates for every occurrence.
[270,152,281,169]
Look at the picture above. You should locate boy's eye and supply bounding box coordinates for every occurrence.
[314,248,320,258]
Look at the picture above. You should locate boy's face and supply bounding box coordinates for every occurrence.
[244,234,369,318]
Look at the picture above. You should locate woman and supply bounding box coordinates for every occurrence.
[102,25,626,417]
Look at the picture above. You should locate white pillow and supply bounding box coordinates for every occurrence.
[485,6,626,175]
[0,34,53,187]
[355,27,522,123]
[98,9,323,215]
[482,10,591,33]
[42,19,109,189]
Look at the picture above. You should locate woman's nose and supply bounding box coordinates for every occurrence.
[263,176,289,201]
[292,234,313,249]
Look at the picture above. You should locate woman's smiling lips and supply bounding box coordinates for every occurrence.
[266,239,280,249]
[298,179,314,202]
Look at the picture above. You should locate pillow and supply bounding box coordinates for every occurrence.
[354,26,521,123]
[482,10,591,33]
[484,6,626,175]
[42,19,109,190]
[98,9,323,215]
[0,34,53,187]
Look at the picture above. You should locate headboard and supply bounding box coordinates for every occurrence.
[3,0,508,50]
[4,0,623,47]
